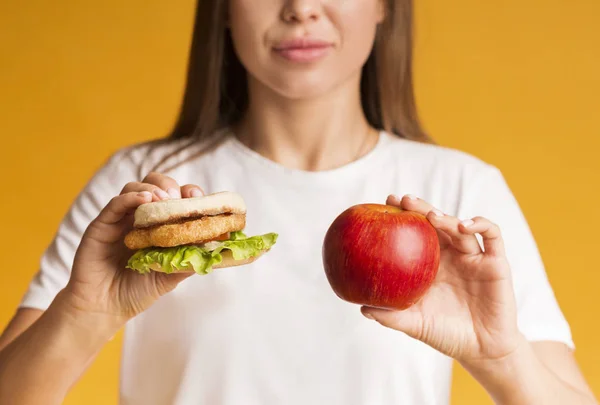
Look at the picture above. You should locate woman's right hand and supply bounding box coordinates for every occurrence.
[62,172,205,325]
[0,172,204,405]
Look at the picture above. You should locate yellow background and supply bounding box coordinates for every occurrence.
[1,0,598,403]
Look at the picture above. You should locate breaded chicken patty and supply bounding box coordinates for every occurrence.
[125,213,246,250]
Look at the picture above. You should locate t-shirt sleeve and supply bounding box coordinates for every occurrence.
[456,164,574,349]
[19,147,142,312]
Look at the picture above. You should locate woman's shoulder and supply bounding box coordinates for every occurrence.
[382,131,500,179]
[100,132,227,181]
[381,132,513,217]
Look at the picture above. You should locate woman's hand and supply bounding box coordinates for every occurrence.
[63,172,205,324]
[361,194,526,371]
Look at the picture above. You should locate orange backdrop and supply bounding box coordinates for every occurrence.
[1,1,598,403]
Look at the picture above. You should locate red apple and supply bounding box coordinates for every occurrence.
[322,203,440,310]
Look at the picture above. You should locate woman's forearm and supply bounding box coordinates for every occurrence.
[465,338,597,405]
[0,290,121,405]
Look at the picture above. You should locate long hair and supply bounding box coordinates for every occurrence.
[167,0,433,144]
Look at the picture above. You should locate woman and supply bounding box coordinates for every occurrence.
[0,1,596,404]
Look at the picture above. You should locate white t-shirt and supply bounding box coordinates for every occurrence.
[20,130,573,405]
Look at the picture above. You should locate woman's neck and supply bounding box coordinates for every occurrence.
[233,76,380,172]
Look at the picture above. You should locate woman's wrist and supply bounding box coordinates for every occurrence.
[461,335,547,405]
[0,290,124,405]
[51,288,126,343]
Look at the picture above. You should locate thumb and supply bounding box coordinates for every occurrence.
[361,306,424,340]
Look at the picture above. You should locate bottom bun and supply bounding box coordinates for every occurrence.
[147,249,267,273]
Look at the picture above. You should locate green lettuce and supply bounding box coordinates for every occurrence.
[126,231,278,275]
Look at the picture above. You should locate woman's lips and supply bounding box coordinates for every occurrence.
[273,38,333,63]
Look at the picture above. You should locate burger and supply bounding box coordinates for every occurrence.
[125,191,278,275]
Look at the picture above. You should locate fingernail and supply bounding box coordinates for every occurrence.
[432,209,444,217]
[167,188,181,199]
[461,219,475,227]
[363,312,375,320]
[154,189,169,200]
[405,194,418,200]
[138,191,152,200]
[190,188,203,198]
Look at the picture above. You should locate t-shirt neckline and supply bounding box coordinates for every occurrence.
[223,128,392,188]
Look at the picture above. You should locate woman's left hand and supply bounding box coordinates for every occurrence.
[361,194,526,370]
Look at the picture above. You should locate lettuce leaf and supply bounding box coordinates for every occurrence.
[126,231,278,275]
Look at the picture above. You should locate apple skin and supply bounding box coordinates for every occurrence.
[322,203,440,310]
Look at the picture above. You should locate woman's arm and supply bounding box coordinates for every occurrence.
[466,339,597,405]
[0,309,43,352]
[533,342,597,402]
[0,174,202,405]
[0,291,121,405]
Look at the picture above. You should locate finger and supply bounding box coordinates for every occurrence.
[180,184,205,199]
[142,172,181,199]
[426,210,482,255]
[386,194,402,206]
[361,306,424,341]
[399,194,436,216]
[120,181,170,201]
[459,216,505,256]
[96,191,153,226]
[386,195,453,248]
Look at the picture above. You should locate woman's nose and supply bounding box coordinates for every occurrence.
[281,0,322,23]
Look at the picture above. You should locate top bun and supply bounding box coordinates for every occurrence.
[133,191,247,228]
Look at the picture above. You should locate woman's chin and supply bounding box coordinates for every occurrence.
[267,78,345,101]
[247,66,359,102]
[275,88,330,101]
